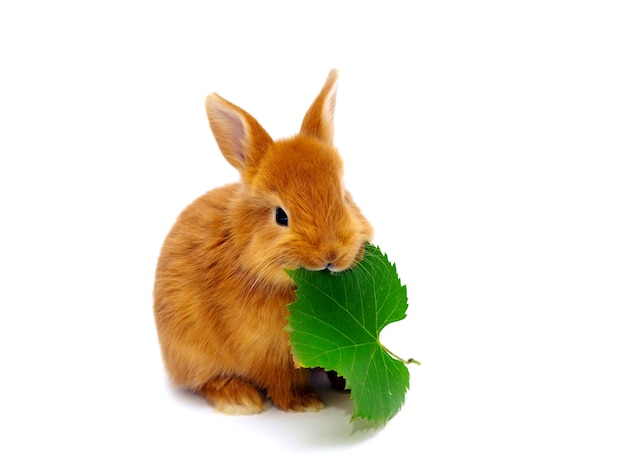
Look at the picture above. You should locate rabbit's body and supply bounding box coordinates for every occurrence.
[154,70,373,414]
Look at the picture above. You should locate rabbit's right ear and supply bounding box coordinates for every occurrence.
[300,69,339,145]
[205,93,273,175]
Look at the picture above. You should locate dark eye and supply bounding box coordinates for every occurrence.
[275,207,289,226]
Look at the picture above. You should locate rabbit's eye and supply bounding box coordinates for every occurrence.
[275,207,289,226]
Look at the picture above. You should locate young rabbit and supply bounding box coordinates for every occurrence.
[153,69,373,415]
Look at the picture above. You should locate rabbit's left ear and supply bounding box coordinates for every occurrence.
[205,92,273,176]
[300,69,339,145]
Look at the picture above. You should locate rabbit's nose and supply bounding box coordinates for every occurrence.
[325,249,347,272]
[323,249,339,265]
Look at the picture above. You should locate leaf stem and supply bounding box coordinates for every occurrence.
[382,344,421,366]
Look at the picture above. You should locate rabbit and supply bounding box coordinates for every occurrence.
[153,69,373,415]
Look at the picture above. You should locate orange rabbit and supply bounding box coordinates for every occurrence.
[153,69,373,414]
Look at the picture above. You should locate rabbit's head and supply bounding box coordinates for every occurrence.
[205,70,373,286]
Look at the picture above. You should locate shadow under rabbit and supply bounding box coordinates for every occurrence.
[165,368,379,446]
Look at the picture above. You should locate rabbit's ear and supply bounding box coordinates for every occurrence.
[205,93,273,174]
[300,69,339,145]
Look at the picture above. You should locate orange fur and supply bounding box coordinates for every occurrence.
[153,69,373,414]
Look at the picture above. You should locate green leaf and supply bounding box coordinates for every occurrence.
[286,243,416,426]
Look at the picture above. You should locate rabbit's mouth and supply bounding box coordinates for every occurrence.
[303,262,342,273]
[302,254,357,273]
[325,262,342,273]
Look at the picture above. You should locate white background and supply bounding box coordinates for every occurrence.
[1,1,625,458]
